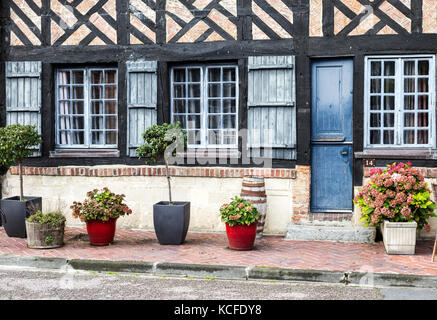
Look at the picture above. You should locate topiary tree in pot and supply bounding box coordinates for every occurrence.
[136,122,189,245]
[0,124,43,237]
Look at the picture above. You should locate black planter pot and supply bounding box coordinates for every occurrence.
[153,201,190,245]
[1,196,42,238]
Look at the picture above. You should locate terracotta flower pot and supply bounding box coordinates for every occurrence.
[225,222,257,250]
[86,218,117,246]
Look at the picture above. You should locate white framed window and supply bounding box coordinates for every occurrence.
[55,67,118,148]
[170,64,239,148]
[364,55,436,148]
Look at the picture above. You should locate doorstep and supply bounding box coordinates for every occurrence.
[0,227,436,288]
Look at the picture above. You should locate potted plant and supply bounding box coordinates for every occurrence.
[25,210,66,249]
[0,124,43,238]
[354,162,436,255]
[70,188,132,246]
[136,122,189,245]
[219,196,260,250]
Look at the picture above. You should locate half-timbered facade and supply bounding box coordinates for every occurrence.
[1,0,437,240]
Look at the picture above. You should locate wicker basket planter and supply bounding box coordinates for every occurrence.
[381,221,417,255]
[25,220,65,249]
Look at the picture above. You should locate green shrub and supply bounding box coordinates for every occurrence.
[26,210,66,226]
[219,196,259,227]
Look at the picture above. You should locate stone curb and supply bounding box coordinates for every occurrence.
[0,254,436,289]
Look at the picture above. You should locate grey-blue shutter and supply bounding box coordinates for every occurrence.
[5,61,42,157]
[247,56,296,160]
[126,61,158,157]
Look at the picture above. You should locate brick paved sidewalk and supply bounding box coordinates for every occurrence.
[0,227,436,276]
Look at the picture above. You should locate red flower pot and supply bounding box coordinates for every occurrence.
[86,218,117,246]
[225,222,257,250]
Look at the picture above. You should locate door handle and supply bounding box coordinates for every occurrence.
[341,151,348,155]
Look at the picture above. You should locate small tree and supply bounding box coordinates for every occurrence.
[136,122,187,204]
[0,124,42,201]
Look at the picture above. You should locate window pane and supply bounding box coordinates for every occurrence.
[106,132,117,145]
[417,130,428,144]
[208,100,221,113]
[58,116,70,130]
[404,78,415,93]
[384,79,395,93]
[384,113,394,127]
[105,101,117,114]
[371,61,381,76]
[223,115,236,129]
[92,116,104,130]
[187,69,201,82]
[404,61,415,75]
[173,69,185,82]
[92,131,104,144]
[58,86,70,100]
[404,113,415,127]
[223,68,236,82]
[208,68,221,82]
[418,78,429,93]
[173,115,186,129]
[370,130,380,144]
[188,130,201,145]
[91,86,103,99]
[72,86,84,99]
[384,61,395,76]
[384,96,394,110]
[58,131,70,145]
[223,83,236,97]
[383,130,394,144]
[187,84,201,98]
[105,86,117,99]
[223,99,236,113]
[404,130,415,144]
[72,101,84,114]
[208,130,221,145]
[105,70,117,84]
[91,71,103,84]
[223,130,236,145]
[173,100,186,114]
[58,71,70,84]
[72,131,84,145]
[106,116,117,130]
[208,84,221,97]
[404,95,415,110]
[208,115,220,129]
[370,113,381,127]
[188,100,200,114]
[72,71,84,84]
[418,95,428,110]
[418,60,429,75]
[174,85,186,98]
[187,115,200,129]
[418,113,428,127]
[92,101,103,115]
[371,79,381,93]
[72,116,84,130]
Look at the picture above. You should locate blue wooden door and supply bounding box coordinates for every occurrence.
[311,59,353,212]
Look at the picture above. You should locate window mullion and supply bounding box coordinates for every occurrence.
[397,58,402,146]
[85,68,90,148]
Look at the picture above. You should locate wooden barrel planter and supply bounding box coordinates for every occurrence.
[25,220,65,249]
[240,176,267,239]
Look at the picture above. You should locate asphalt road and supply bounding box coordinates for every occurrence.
[0,265,436,301]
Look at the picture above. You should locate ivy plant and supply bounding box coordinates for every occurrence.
[0,124,42,201]
[136,122,187,204]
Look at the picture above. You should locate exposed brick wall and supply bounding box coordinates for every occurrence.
[291,165,311,224]
[9,165,297,179]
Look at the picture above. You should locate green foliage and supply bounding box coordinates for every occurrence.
[26,210,66,226]
[136,122,187,164]
[219,196,259,227]
[70,187,133,223]
[45,236,54,244]
[0,124,42,168]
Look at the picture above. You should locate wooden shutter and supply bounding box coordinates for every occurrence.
[126,60,158,157]
[247,56,296,160]
[5,61,42,156]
